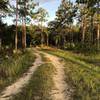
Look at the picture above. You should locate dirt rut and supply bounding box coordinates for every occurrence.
[43,52,72,100]
[0,52,43,100]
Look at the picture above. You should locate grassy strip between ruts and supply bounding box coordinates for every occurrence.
[13,63,56,100]
[41,48,100,100]
[0,48,35,92]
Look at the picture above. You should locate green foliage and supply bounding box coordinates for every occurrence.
[42,48,100,100]
[0,0,9,12]
[1,0,100,52]
[47,0,100,52]
[35,7,49,22]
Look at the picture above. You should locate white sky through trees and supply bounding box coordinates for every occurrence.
[3,0,75,26]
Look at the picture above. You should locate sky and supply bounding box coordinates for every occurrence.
[3,0,76,25]
[39,0,75,23]
[40,0,61,22]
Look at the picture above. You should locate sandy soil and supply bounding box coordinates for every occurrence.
[42,52,72,100]
[0,49,73,100]
[0,52,43,100]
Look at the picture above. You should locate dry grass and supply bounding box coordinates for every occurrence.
[13,63,56,100]
[41,48,100,100]
[0,49,35,92]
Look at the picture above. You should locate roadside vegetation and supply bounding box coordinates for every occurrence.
[42,48,100,100]
[0,49,35,92]
[13,62,56,100]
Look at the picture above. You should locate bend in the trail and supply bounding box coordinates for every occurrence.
[0,52,43,100]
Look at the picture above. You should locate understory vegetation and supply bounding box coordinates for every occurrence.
[42,48,100,100]
[0,49,35,92]
[0,0,100,53]
[13,63,56,100]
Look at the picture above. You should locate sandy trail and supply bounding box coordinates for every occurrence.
[0,52,43,100]
[42,52,72,100]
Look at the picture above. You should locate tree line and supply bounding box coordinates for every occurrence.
[0,0,100,53]
[48,0,100,52]
[0,0,48,52]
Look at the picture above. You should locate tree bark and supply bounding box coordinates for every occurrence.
[63,35,66,48]
[90,16,94,45]
[22,0,27,49]
[15,0,18,50]
[22,17,26,49]
[81,16,86,45]
[41,22,44,47]
[47,34,49,46]
[97,23,100,50]
[97,0,100,50]
[41,33,44,47]
[0,38,2,50]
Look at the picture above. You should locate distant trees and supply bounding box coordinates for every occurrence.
[48,0,77,49]
[34,7,49,46]
[13,0,38,50]
[76,0,100,50]
[0,0,49,50]
[0,0,100,53]
[18,0,36,49]
[48,0,100,52]
[15,0,49,49]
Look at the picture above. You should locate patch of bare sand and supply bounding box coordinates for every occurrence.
[43,52,73,100]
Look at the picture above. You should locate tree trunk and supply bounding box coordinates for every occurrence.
[22,1,27,49]
[81,16,86,45]
[41,33,44,47]
[22,17,26,49]
[0,38,2,50]
[90,16,94,45]
[41,22,44,47]
[97,23,100,50]
[15,0,18,50]
[47,34,49,46]
[82,26,86,45]
[69,25,72,48]
[97,0,100,50]
[71,26,73,44]
[63,35,66,48]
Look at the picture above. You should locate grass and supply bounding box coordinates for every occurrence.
[13,63,56,100]
[41,48,100,100]
[0,48,35,92]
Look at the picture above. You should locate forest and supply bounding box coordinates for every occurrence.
[0,0,100,100]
